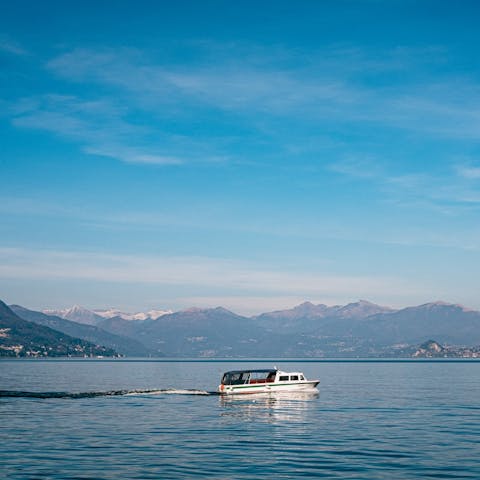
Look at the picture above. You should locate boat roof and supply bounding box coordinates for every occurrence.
[223,369,276,375]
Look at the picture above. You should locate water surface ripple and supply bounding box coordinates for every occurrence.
[1,360,479,479]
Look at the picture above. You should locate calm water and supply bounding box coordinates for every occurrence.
[1,360,479,479]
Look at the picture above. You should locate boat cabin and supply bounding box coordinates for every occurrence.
[220,369,308,386]
[221,369,276,386]
[218,368,318,394]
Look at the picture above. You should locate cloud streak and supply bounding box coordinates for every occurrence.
[45,45,480,139]
[328,155,480,213]
[83,146,184,165]
[3,192,480,253]
[10,94,201,166]
[9,42,480,172]
[46,47,357,113]
[0,247,419,302]
[457,164,480,180]
[0,34,28,56]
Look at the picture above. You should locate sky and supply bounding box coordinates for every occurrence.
[1,0,480,315]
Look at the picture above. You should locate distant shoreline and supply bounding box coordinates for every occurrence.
[1,357,479,363]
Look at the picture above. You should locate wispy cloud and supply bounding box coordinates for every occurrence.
[456,163,480,180]
[46,47,357,116]
[327,157,386,179]
[385,85,480,139]
[386,170,480,207]
[44,44,480,140]
[8,42,480,173]
[3,192,480,253]
[84,146,184,165]
[10,94,205,166]
[328,154,480,214]
[0,246,419,303]
[11,94,136,140]
[0,34,28,56]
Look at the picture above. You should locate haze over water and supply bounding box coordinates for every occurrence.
[1,360,479,479]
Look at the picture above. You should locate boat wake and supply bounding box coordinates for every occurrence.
[0,388,217,399]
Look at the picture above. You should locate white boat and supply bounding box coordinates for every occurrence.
[218,368,319,395]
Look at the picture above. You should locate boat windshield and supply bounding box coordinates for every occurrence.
[221,370,276,385]
[222,372,250,385]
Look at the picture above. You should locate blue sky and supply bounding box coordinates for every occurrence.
[1,0,480,314]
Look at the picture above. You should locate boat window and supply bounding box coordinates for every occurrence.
[223,372,250,385]
[249,371,272,383]
[290,375,299,381]
[279,375,289,381]
[300,375,305,380]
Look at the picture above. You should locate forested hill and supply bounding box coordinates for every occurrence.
[0,301,118,357]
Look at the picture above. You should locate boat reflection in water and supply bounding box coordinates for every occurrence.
[219,390,320,423]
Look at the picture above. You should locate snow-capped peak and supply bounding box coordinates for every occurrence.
[93,308,172,321]
[43,305,101,325]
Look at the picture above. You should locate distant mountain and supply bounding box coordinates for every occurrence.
[95,316,139,338]
[257,300,393,320]
[255,300,394,333]
[355,302,480,346]
[93,308,172,321]
[43,305,104,326]
[45,305,172,324]
[334,300,395,319]
[0,301,117,357]
[257,301,333,321]
[123,307,293,357]
[10,305,152,357]
[82,307,266,357]
[252,300,480,356]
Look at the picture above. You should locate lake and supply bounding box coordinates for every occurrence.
[1,359,479,478]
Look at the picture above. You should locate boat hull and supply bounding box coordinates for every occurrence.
[219,380,319,395]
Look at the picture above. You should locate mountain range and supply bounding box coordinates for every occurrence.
[10,305,152,356]
[0,301,117,357]
[43,305,172,324]
[3,299,480,358]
